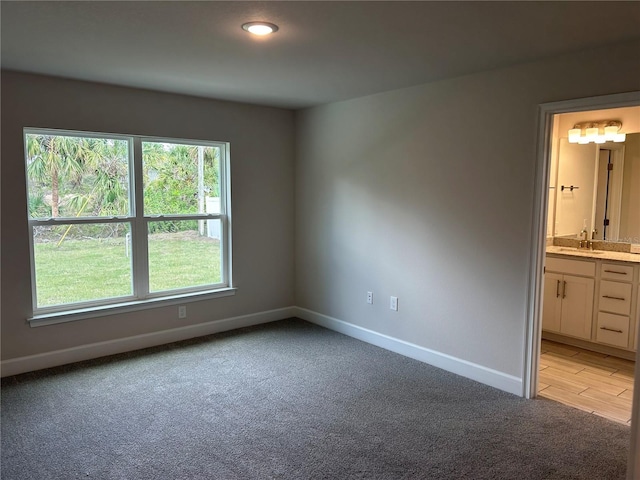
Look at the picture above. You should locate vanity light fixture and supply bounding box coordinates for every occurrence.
[242,21,279,36]
[568,120,626,144]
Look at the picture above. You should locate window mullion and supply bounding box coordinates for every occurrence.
[222,144,232,287]
[29,217,132,227]
[28,225,39,313]
[131,137,149,299]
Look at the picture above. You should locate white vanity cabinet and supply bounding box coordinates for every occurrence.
[543,253,639,356]
[543,258,595,340]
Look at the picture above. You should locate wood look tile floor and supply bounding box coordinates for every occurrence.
[538,339,635,425]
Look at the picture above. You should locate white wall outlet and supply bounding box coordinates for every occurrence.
[367,291,373,304]
[178,305,187,319]
[390,296,398,311]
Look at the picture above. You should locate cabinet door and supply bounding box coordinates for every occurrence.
[560,275,595,340]
[542,273,563,333]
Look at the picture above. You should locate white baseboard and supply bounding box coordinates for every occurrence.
[2,306,524,396]
[1,307,296,377]
[295,307,523,396]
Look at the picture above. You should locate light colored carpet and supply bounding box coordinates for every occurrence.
[1,318,630,479]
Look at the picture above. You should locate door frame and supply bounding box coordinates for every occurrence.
[598,144,626,242]
[524,91,640,479]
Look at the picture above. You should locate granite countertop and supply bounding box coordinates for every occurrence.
[546,245,640,264]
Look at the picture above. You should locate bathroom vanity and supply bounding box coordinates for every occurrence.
[543,246,640,359]
[543,124,640,359]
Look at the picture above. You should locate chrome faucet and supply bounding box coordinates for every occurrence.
[579,228,591,249]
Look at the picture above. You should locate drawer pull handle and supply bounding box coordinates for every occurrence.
[562,281,567,299]
[604,270,627,275]
[602,295,626,301]
[556,280,560,298]
[600,326,624,334]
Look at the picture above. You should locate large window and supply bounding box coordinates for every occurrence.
[24,129,231,318]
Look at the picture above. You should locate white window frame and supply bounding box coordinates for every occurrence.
[24,128,234,326]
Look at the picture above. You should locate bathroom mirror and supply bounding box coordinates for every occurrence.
[552,132,640,245]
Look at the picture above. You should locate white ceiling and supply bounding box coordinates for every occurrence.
[2,1,640,109]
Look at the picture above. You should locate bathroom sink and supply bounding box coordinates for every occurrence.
[556,247,604,254]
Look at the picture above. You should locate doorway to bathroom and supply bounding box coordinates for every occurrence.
[524,92,640,434]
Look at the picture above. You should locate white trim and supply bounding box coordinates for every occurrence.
[523,104,554,399]
[630,333,640,480]
[295,307,523,396]
[132,137,148,299]
[2,306,295,377]
[603,145,625,242]
[29,288,237,326]
[221,142,233,288]
[532,92,640,115]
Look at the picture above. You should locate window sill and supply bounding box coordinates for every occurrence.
[28,288,237,327]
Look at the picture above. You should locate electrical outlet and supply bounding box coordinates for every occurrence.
[367,291,373,304]
[390,296,398,311]
[178,305,187,319]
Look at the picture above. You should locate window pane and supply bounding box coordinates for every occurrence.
[142,141,221,216]
[148,220,222,292]
[25,133,130,219]
[33,223,133,308]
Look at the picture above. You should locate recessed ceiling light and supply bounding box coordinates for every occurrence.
[242,22,279,36]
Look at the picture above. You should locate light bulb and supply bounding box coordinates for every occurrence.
[585,127,598,142]
[242,22,279,36]
[604,125,619,141]
[248,25,273,35]
[568,128,581,143]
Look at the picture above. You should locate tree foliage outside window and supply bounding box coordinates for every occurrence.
[26,134,127,234]
[26,135,221,239]
[142,142,220,234]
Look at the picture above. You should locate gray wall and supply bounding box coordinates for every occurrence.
[294,40,640,378]
[1,71,295,360]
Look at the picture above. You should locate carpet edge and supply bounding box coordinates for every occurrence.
[295,306,523,396]
[1,306,296,377]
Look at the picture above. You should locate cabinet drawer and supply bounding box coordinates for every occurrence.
[600,263,634,282]
[546,257,595,277]
[596,312,630,348]
[599,280,632,315]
